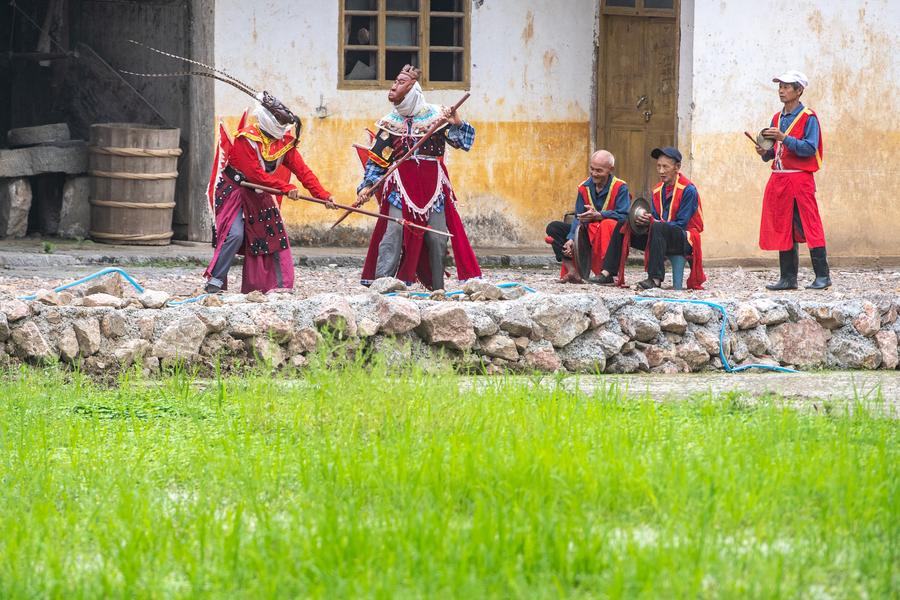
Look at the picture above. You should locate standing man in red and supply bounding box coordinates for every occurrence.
[204,92,335,294]
[356,65,481,291]
[758,70,831,290]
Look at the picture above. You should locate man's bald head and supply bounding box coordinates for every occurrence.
[589,150,615,188]
[591,150,615,168]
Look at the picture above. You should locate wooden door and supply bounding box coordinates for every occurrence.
[597,12,678,199]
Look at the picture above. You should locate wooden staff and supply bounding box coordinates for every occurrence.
[238,180,453,238]
[330,91,471,229]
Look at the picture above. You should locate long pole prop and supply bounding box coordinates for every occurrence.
[743,131,762,147]
[238,180,453,238]
[330,91,471,229]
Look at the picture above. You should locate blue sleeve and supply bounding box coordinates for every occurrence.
[783,115,819,157]
[601,183,630,220]
[357,159,386,193]
[567,191,585,240]
[672,185,698,230]
[445,122,475,151]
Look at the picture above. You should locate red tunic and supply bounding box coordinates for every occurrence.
[759,108,826,250]
[204,124,331,293]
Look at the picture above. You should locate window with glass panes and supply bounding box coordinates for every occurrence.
[601,0,676,16]
[340,0,470,88]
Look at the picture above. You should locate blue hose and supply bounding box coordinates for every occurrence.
[635,296,798,373]
[17,267,145,300]
[166,294,209,306]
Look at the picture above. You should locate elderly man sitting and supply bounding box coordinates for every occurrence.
[545,150,630,283]
[593,147,706,290]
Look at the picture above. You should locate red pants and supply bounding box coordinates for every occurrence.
[759,171,826,251]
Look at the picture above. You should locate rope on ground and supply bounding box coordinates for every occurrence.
[635,296,799,374]
[17,267,145,301]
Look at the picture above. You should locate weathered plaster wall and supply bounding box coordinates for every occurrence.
[215,0,595,246]
[686,0,900,259]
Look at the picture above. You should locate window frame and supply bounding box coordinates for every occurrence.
[600,0,676,18]
[338,0,471,90]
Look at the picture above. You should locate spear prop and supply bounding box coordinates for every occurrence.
[330,91,471,229]
[238,181,453,238]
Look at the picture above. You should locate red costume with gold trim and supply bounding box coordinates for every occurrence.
[204,118,331,293]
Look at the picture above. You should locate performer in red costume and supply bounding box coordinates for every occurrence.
[356,65,481,290]
[757,70,831,290]
[204,92,335,294]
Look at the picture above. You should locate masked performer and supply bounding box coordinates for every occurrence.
[757,70,830,290]
[204,93,335,294]
[356,65,481,290]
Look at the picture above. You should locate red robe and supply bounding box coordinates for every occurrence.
[560,176,628,277]
[204,124,331,293]
[759,107,826,250]
[359,112,481,289]
[616,173,706,290]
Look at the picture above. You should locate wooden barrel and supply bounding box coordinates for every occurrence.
[88,123,182,245]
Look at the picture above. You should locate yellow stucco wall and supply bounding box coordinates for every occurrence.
[219,115,591,247]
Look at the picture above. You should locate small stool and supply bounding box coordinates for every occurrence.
[668,255,687,290]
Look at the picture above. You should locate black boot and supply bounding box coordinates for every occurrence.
[807,246,832,289]
[765,244,798,290]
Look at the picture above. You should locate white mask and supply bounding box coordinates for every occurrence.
[394,82,426,117]
[254,104,292,138]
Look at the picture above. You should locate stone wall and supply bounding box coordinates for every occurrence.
[2,280,898,376]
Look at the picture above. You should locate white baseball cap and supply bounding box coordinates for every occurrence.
[773,70,809,88]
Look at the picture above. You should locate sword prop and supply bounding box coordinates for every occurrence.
[330,91,471,229]
[238,181,453,239]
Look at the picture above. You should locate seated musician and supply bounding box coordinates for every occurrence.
[545,149,630,283]
[593,147,706,290]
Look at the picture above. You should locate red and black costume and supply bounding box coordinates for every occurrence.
[205,115,331,293]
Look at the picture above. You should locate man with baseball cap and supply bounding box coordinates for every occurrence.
[593,146,705,290]
[756,70,831,290]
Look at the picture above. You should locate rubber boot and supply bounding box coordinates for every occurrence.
[765,244,798,290]
[807,246,832,289]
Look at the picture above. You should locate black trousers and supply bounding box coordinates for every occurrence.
[545,221,572,262]
[601,220,689,282]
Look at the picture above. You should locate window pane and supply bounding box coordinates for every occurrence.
[430,16,462,46]
[386,51,419,79]
[345,0,376,9]
[644,0,674,8]
[604,0,636,7]
[344,15,378,45]
[344,51,377,80]
[386,17,418,46]
[387,0,419,10]
[431,0,462,11]
[429,51,463,82]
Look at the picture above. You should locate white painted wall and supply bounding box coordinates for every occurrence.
[214,0,595,123]
[682,0,900,258]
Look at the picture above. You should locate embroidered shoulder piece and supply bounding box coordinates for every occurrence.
[235,125,297,161]
[375,104,449,137]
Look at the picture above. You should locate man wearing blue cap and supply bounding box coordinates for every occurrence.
[593,146,706,289]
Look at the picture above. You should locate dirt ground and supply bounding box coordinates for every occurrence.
[1,262,897,302]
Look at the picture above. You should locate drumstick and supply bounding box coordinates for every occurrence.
[743,131,762,147]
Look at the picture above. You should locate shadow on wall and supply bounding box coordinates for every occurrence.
[286,201,523,248]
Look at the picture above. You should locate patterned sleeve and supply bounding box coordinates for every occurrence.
[445,122,476,151]
[358,159,386,193]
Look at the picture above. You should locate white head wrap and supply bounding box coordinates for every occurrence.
[254,104,293,138]
[394,81,426,117]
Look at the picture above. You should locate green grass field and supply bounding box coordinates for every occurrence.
[0,355,897,599]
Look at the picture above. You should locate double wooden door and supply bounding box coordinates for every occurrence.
[597,14,678,198]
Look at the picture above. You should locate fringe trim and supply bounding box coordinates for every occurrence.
[388,163,451,221]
